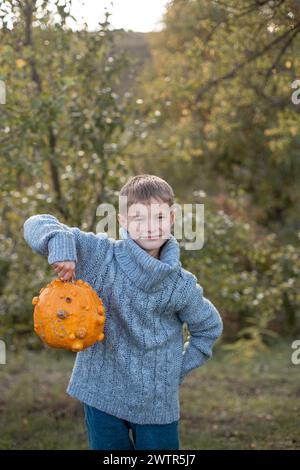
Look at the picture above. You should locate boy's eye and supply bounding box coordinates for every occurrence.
[133,214,166,220]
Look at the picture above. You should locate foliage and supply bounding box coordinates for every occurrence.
[180,205,300,355]
[0,1,134,346]
[0,1,299,354]
[131,0,300,240]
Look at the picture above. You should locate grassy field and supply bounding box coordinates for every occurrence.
[0,341,299,450]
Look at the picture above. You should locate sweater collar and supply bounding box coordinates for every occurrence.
[114,226,181,292]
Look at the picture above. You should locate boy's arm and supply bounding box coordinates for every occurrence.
[177,281,223,385]
[23,214,110,278]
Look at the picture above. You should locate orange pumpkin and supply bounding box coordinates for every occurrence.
[32,279,105,352]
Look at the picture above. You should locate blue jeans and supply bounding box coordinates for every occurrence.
[83,403,180,450]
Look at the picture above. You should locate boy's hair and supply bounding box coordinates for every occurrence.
[119,174,174,215]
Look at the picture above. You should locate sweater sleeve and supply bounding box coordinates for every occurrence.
[23,214,110,278]
[177,280,223,385]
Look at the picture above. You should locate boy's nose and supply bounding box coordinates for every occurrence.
[148,223,157,232]
[147,228,159,237]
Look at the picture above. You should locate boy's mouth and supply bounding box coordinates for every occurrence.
[141,236,160,240]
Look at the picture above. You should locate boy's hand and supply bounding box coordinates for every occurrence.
[51,261,76,282]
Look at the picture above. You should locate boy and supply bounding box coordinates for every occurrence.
[23,174,223,450]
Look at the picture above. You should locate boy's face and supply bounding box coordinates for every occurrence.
[118,197,175,252]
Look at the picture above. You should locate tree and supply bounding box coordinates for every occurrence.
[0,0,135,343]
[132,0,300,239]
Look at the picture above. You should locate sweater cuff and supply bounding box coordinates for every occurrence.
[47,231,78,265]
[179,344,209,384]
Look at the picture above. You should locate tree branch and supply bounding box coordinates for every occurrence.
[263,24,300,86]
[195,22,300,103]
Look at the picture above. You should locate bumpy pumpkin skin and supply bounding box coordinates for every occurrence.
[32,279,105,352]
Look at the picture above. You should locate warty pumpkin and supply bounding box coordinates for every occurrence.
[32,279,106,352]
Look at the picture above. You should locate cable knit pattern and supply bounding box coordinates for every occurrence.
[23,213,223,424]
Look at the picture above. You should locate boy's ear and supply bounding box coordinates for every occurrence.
[170,209,175,226]
[117,213,127,229]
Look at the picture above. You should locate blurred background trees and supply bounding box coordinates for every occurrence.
[0,0,299,353]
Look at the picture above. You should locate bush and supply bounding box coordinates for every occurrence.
[180,209,300,354]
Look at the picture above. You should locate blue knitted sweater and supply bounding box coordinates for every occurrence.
[23,214,223,425]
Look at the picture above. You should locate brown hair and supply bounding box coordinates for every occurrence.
[118,174,174,214]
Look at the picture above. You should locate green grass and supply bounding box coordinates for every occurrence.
[0,348,87,450]
[0,341,299,449]
[180,341,300,450]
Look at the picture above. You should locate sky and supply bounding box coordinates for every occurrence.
[70,0,170,32]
